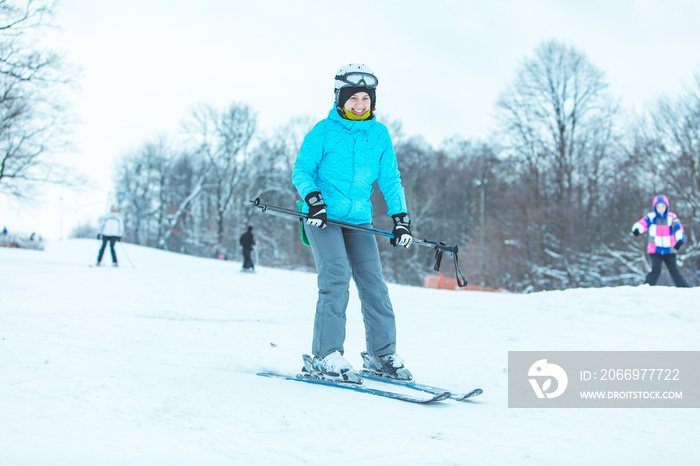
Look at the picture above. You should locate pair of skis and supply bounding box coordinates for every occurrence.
[257,370,483,405]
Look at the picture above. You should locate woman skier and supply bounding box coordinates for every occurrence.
[292,63,413,383]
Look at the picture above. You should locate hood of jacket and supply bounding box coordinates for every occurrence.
[653,194,670,218]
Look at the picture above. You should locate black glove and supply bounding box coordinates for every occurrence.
[390,213,412,248]
[97,234,102,240]
[305,191,327,229]
[632,229,640,237]
[674,241,683,251]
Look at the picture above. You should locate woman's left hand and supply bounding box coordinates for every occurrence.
[390,213,412,248]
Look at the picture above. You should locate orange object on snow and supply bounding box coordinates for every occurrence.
[424,274,506,292]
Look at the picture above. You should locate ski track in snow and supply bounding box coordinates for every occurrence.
[1,240,698,465]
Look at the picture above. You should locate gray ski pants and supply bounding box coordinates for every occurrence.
[305,223,397,359]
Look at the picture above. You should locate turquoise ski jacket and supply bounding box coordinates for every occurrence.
[292,108,407,225]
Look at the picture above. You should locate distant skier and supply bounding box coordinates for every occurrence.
[239,225,256,272]
[96,206,124,267]
[292,63,414,384]
[631,194,689,287]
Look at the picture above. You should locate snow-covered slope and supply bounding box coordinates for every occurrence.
[1,240,698,465]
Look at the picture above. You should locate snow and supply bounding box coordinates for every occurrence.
[1,240,698,465]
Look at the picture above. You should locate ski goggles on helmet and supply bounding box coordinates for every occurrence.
[335,72,378,89]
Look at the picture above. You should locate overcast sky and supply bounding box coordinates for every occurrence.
[2,0,699,240]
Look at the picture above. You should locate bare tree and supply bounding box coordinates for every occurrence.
[114,140,171,245]
[183,102,257,255]
[0,0,76,198]
[641,72,700,217]
[157,153,210,252]
[495,39,622,290]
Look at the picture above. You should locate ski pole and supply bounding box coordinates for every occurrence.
[250,197,468,287]
[118,241,135,268]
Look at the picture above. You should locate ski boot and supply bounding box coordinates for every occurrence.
[301,352,362,384]
[360,351,413,382]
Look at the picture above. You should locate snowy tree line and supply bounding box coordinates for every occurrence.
[105,40,699,292]
[0,2,695,292]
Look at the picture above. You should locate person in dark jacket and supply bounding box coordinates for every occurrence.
[239,226,256,272]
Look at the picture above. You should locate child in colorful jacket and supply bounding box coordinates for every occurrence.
[631,194,689,287]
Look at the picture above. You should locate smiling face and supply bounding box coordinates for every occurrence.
[343,91,372,117]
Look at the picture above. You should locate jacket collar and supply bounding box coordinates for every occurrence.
[327,107,375,131]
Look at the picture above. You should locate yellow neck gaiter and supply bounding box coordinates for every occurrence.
[343,108,371,121]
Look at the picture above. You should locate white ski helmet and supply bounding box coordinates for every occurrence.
[334,63,378,110]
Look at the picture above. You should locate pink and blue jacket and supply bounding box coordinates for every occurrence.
[632,195,685,255]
